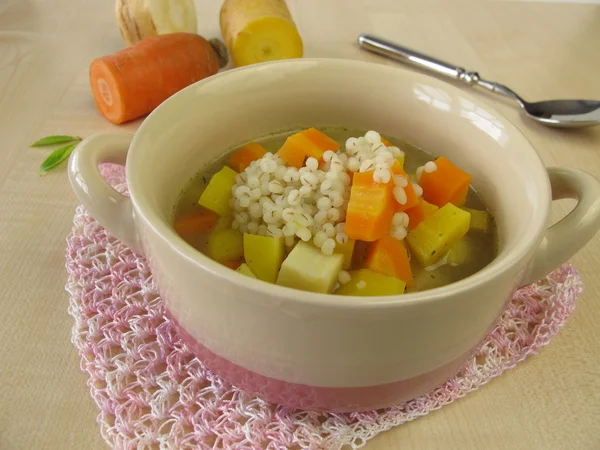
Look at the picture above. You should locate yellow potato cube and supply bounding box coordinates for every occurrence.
[336,269,406,296]
[407,203,471,267]
[236,263,256,278]
[446,236,473,266]
[243,233,284,283]
[462,207,491,233]
[420,199,439,217]
[198,166,237,216]
[276,242,344,293]
[334,239,356,270]
[408,266,452,292]
[207,228,244,261]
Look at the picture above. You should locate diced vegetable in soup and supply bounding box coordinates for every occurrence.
[173,128,498,296]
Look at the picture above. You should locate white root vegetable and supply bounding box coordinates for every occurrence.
[116,0,198,46]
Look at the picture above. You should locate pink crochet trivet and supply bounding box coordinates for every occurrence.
[65,164,583,450]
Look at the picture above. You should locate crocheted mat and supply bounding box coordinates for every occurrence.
[65,164,583,450]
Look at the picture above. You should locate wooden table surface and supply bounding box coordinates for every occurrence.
[2,0,599,449]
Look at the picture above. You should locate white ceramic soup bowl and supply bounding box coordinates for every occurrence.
[68,58,600,412]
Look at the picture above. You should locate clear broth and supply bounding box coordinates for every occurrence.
[174,127,497,293]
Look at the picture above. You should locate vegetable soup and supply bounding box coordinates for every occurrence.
[173,128,497,296]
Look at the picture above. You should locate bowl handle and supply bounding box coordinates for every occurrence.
[521,167,600,286]
[68,133,142,253]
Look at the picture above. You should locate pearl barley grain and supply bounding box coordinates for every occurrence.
[323,150,336,163]
[416,166,424,181]
[285,235,296,247]
[249,203,262,219]
[288,189,301,206]
[268,180,284,194]
[345,138,358,152]
[317,197,332,211]
[390,226,408,241]
[236,185,250,197]
[393,175,408,187]
[274,166,287,180]
[359,159,375,173]
[331,193,344,208]
[258,224,268,236]
[297,227,312,242]
[261,182,270,196]
[322,222,335,237]
[365,130,381,145]
[373,168,391,184]
[250,188,262,201]
[313,231,327,247]
[412,183,424,197]
[393,186,408,204]
[424,161,437,173]
[314,210,328,225]
[338,270,351,284]
[283,223,296,237]
[327,208,340,222]
[321,238,336,255]
[306,157,319,171]
[392,212,406,227]
[335,233,348,244]
[299,185,313,197]
[228,129,406,257]
[347,157,360,172]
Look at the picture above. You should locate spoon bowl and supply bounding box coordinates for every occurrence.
[358,34,600,129]
[521,99,600,128]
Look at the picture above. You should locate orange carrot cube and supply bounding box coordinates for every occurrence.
[227,142,267,173]
[345,171,395,242]
[174,208,218,239]
[364,235,413,287]
[221,259,242,270]
[419,156,472,207]
[405,198,439,231]
[391,160,420,212]
[303,127,340,152]
[277,132,325,168]
[381,137,393,146]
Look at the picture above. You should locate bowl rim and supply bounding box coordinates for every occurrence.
[127,57,551,310]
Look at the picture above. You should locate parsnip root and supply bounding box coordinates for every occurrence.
[116,0,198,46]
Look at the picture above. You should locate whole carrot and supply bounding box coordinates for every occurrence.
[89,33,228,125]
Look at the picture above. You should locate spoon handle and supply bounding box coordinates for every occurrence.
[358,34,481,83]
[358,34,524,103]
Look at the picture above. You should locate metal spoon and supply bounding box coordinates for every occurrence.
[358,34,600,129]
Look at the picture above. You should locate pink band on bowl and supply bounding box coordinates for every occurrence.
[166,310,471,413]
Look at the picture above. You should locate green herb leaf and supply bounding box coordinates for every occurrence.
[39,143,78,175]
[31,135,81,147]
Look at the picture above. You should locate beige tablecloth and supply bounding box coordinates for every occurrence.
[1,1,599,449]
